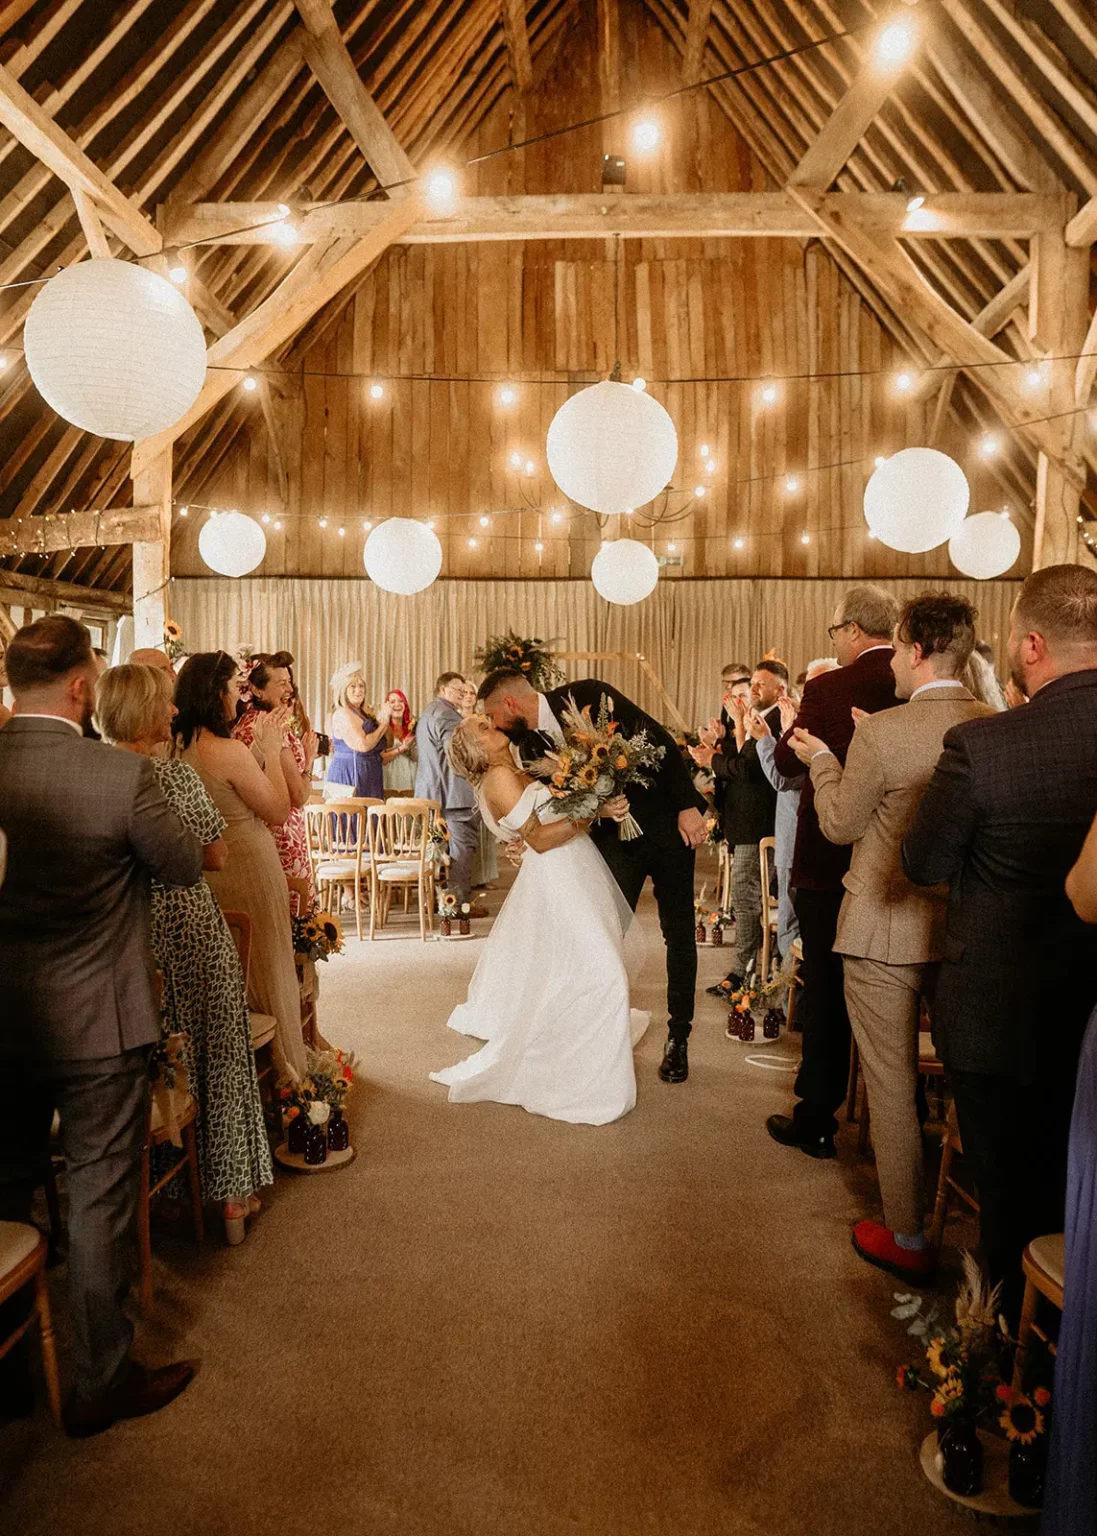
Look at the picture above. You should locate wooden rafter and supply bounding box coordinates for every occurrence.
[0,507,162,557]
[501,1,533,91]
[682,0,713,83]
[0,568,130,612]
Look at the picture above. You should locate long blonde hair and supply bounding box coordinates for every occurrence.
[447,717,490,788]
[330,661,372,715]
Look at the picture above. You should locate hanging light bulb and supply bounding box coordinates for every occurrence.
[800,532,811,545]
[551,510,564,525]
[242,374,258,393]
[632,377,647,392]
[893,371,915,394]
[732,536,745,550]
[479,515,490,528]
[785,475,800,493]
[758,381,779,406]
[467,537,478,549]
[318,517,328,529]
[694,485,706,498]
[700,444,710,459]
[425,167,459,214]
[498,384,517,406]
[978,435,1000,458]
[272,220,299,247]
[534,540,544,554]
[337,526,345,537]
[167,253,188,285]
[261,513,271,524]
[631,116,662,155]
[667,542,676,553]
[875,17,917,69]
[178,505,189,517]
[369,382,385,400]
[1023,365,1046,391]
[509,451,522,468]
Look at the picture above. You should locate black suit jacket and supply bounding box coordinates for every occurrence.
[535,679,707,852]
[902,668,1097,1080]
[712,702,781,846]
[773,647,901,890]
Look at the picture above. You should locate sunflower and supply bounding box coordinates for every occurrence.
[930,1373,965,1418]
[1001,1396,1044,1445]
[579,764,599,787]
[925,1337,950,1379]
[591,743,609,763]
[163,619,182,640]
[322,917,343,947]
[443,892,458,910]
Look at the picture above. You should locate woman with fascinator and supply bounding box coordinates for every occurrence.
[234,652,317,892]
[323,662,389,801]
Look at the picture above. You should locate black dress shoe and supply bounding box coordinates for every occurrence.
[63,1359,197,1439]
[766,1113,835,1160]
[705,973,741,999]
[658,1037,689,1083]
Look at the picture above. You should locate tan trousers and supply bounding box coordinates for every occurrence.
[842,955,936,1236]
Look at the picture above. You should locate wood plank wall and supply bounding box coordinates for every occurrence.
[172,0,1031,584]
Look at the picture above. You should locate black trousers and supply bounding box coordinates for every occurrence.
[949,1066,1076,1328]
[791,887,850,1138]
[594,832,697,1038]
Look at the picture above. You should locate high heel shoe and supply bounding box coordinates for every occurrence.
[223,1200,249,1246]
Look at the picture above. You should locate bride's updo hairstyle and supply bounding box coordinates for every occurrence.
[447,717,490,788]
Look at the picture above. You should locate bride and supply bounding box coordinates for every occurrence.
[429,713,649,1125]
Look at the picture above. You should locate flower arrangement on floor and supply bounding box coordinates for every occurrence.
[725,963,786,1040]
[162,619,185,663]
[526,691,664,840]
[291,908,344,964]
[426,813,450,880]
[279,1050,358,1161]
[474,630,565,690]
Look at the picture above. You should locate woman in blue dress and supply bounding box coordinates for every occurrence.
[323,662,389,801]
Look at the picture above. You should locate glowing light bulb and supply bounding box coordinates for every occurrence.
[362,519,373,530]
[242,374,258,393]
[498,385,517,406]
[168,262,187,284]
[733,536,745,551]
[704,458,716,475]
[785,475,800,493]
[337,526,345,537]
[178,506,189,517]
[369,382,385,400]
[468,537,478,549]
[272,221,299,247]
[524,460,535,476]
[276,204,291,219]
[318,517,328,529]
[1024,366,1045,391]
[632,377,647,392]
[425,167,458,214]
[509,451,522,468]
[0,356,9,371]
[479,515,490,528]
[534,540,544,554]
[551,511,563,525]
[667,542,677,553]
[273,520,282,530]
[979,435,1000,458]
[874,455,887,469]
[700,444,710,459]
[894,371,914,393]
[261,513,271,524]
[800,532,811,545]
[759,382,779,405]
[905,195,925,213]
[426,519,436,530]
[694,485,706,498]
[631,117,661,155]
[875,18,916,68]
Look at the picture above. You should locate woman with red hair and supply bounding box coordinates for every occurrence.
[381,687,417,796]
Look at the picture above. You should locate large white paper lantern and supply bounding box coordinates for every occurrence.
[863,447,969,553]
[546,381,678,514]
[591,538,660,605]
[24,258,207,441]
[948,511,1021,580]
[363,517,442,594]
[199,510,266,577]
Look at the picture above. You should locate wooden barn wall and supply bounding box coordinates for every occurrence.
[172,0,1030,585]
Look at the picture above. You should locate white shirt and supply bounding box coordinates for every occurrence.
[537,694,565,745]
[910,679,966,701]
[13,712,83,736]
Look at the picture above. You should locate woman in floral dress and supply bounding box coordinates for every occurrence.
[234,652,317,897]
[95,664,272,1245]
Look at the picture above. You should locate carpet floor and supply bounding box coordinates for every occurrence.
[1,872,977,1536]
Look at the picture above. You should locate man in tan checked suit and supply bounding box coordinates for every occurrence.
[789,592,995,1285]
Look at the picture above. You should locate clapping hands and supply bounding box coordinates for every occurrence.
[253,704,291,752]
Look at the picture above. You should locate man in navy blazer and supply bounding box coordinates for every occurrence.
[767,585,902,1158]
[903,565,1097,1320]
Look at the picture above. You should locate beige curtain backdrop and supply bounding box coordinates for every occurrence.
[172,577,1022,731]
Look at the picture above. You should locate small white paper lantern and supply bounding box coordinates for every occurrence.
[363,517,442,594]
[863,447,969,553]
[24,258,207,441]
[948,512,1021,580]
[198,510,266,577]
[546,380,678,514]
[591,539,660,605]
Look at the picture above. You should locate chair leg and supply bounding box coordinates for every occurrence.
[182,1119,205,1245]
[353,879,362,942]
[928,1131,955,1251]
[137,1139,153,1314]
[34,1267,62,1427]
[369,874,378,939]
[1012,1274,1039,1396]
[419,878,427,942]
[42,1155,62,1252]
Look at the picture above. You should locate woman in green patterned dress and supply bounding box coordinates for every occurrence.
[95,664,273,1246]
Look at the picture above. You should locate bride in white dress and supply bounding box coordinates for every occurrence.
[430,715,649,1125]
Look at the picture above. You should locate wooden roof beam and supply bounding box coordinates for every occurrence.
[293,0,417,195]
[501,1,533,91]
[682,0,713,84]
[0,567,130,613]
[0,506,162,557]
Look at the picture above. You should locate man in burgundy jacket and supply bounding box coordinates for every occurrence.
[768,585,902,1157]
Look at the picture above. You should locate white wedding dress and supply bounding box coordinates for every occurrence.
[430,782,649,1125]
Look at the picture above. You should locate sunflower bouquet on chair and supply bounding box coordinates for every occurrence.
[526,691,664,841]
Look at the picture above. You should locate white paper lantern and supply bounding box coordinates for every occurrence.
[863,447,969,553]
[948,511,1021,580]
[24,258,207,441]
[363,517,442,594]
[199,510,266,577]
[546,380,678,514]
[591,539,660,605]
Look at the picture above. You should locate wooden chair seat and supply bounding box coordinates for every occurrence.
[1012,1232,1066,1393]
[377,861,423,881]
[315,857,360,880]
[0,1223,61,1425]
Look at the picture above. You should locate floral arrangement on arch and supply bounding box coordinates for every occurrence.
[291,908,344,963]
[526,691,664,841]
[474,630,565,691]
[162,619,185,663]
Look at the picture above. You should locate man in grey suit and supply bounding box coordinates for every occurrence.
[415,670,484,913]
[0,616,203,1435]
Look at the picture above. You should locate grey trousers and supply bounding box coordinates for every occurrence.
[445,805,482,903]
[731,842,763,978]
[0,1048,150,1399]
[842,956,937,1236]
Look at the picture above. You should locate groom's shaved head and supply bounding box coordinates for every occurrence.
[478,668,540,742]
[477,668,536,705]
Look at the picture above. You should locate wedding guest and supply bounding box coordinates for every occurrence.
[381,687,417,795]
[324,662,389,801]
[234,653,317,891]
[692,659,787,997]
[173,651,308,1080]
[0,616,201,1434]
[699,663,751,825]
[769,585,901,1159]
[96,664,272,1244]
[456,681,498,888]
[903,564,1097,1323]
[1046,813,1097,1535]
[789,594,994,1283]
[128,647,176,675]
[417,671,485,915]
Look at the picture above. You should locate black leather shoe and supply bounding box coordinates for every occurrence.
[705,974,741,999]
[658,1037,689,1083]
[766,1113,835,1160]
[63,1360,197,1439]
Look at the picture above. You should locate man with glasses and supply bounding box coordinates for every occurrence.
[767,586,901,1159]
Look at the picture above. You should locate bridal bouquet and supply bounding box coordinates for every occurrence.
[527,691,664,841]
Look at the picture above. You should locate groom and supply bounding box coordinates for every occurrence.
[478,670,709,1083]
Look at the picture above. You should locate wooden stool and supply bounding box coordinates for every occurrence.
[928,1100,980,1250]
[137,1095,204,1314]
[0,1223,61,1425]
[1012,1233,1065,1394]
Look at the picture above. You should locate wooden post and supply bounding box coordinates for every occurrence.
[130,449,172,648]
[1030,216,1090,569]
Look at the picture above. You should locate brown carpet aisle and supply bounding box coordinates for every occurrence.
[2,873,973,1536]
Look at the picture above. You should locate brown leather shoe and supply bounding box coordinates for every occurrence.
[63,1359,197,1439]
[467,902,489,919]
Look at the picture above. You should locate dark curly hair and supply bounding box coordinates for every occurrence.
[895,592,978,669]
[172,650,238,747]
[247,650,295,695]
